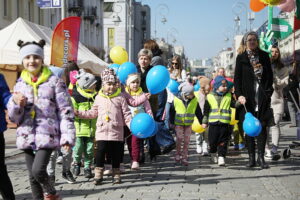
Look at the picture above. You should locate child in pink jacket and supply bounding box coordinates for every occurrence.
[123,73,153,170]
[76,68,131,185]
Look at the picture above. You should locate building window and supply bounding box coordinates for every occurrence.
[104,2,113,12]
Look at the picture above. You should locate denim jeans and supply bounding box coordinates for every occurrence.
[155,89,167,121]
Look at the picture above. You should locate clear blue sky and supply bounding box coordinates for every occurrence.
[139,0,280,60]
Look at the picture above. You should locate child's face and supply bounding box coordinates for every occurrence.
[184,92,195,100]
[201,85,210,95]
[22,55,43,76]
[129,79,140,92]
[102,82,117,95]
[217,80,228,93]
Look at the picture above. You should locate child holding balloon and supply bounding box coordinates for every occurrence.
[123,73,153,170]
[169,82,203,166]
[202,76,240,166]
[75,68,131,185]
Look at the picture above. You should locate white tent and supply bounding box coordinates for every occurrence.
[0,17,108,75]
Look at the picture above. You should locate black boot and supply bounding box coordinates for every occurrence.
[257,153,269,169]
[247,153,256,167]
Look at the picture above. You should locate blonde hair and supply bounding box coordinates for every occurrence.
[237,31,259,55]
[138,49,153,59]
[169,55,183,79]
[126,73,141,86]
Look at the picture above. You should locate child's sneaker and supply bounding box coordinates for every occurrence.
[196,144,203,154]
[234,144,239,150]
[62,170,76,184]
[131,161,140,170]
[84,168,93,178]
[211,153,218,163]
[103,164,112,176]
[181,159,188,166]
[238,143,245,150]
[218,156,225,166]
[264,149,272,160]
[174,154,181,164]
[72,163,81,176]
[44,193,61,200]
[202,141,209,156]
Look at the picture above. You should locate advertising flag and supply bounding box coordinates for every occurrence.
[50,16,81,67]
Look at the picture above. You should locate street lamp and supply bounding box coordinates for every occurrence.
[154,4,169,39]
[167,27,179,44]
[111,0,133,61]
[232,2,248,34]
[248,12,255,31]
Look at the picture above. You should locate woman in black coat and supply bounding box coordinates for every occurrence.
[234,31,274,169]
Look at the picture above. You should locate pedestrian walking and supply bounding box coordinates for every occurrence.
[202,76,239,166]
[7,39,75,200]
[123,73,153,170]
[75,68,131,185]
[234,31,274,169]
[0,73,15,200]
[169,82,203,166]
[265,46,289,160]
[71,69,98,179]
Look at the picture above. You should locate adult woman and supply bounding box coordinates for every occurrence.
[7,40,75,200]
[234,31,274,169]
[0,74,15,200]
[169,55,187,82]
[265,46,289,160]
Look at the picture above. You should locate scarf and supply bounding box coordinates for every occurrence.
[125,87,143,96]
[98,87,121,99]
[76,83,97,99]
[20,66,52,118]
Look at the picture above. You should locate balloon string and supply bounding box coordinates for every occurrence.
[125,133,132,140]
[243,104,248,113]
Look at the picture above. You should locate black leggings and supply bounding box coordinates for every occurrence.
[95,141,123,168]
[24,149,55,200]
[208,124,231,157]
[0,132,15,200]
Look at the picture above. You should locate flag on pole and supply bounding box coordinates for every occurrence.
[50,16,81,67]
[296,0,300,19]
[271,18,292,39]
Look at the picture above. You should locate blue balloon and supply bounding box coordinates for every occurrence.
[130,113,155,139]
[108,63,120,75]
[146,65,170,94]
[167,79,179,94]
[118,62,137,84]
[194,80,200,91]
[243,112,262,137]
[150,121,158,137]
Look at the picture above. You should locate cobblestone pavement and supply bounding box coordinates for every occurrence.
[2,122,300,200]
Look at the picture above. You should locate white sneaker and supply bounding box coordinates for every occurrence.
[218,156,225,166]
[202,141,209,156]
[196,145,203,154]
[265,149,272,160]
[211,153,218,163]
[131,161,140,170]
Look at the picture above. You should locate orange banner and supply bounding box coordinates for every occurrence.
[50,16,81,67]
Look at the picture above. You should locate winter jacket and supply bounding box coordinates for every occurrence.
[7,67,75,150]
[71,85,97,137]
[78,88,132,141]
[234,49,274,124]
[271,65,289,115]
[0,74,12,133]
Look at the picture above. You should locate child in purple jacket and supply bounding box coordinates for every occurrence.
[7,40,75,200]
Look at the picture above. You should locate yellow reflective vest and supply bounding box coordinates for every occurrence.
[207,93,231,124]
[174,96,198,126]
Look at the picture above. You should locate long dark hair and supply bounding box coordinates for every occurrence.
[271,46,284,69]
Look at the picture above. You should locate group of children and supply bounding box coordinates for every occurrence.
[2,39,245,200]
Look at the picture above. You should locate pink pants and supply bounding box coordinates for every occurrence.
[175,125,192,160]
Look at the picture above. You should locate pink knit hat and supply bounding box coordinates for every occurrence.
[101,68,118,84]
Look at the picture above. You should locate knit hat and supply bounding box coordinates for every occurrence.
[178,82,194,96]
[126,73,141,86]
[18,40,45,61]
[213,76,227,91]
[101,67,118,84]
[76,69,97,90]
